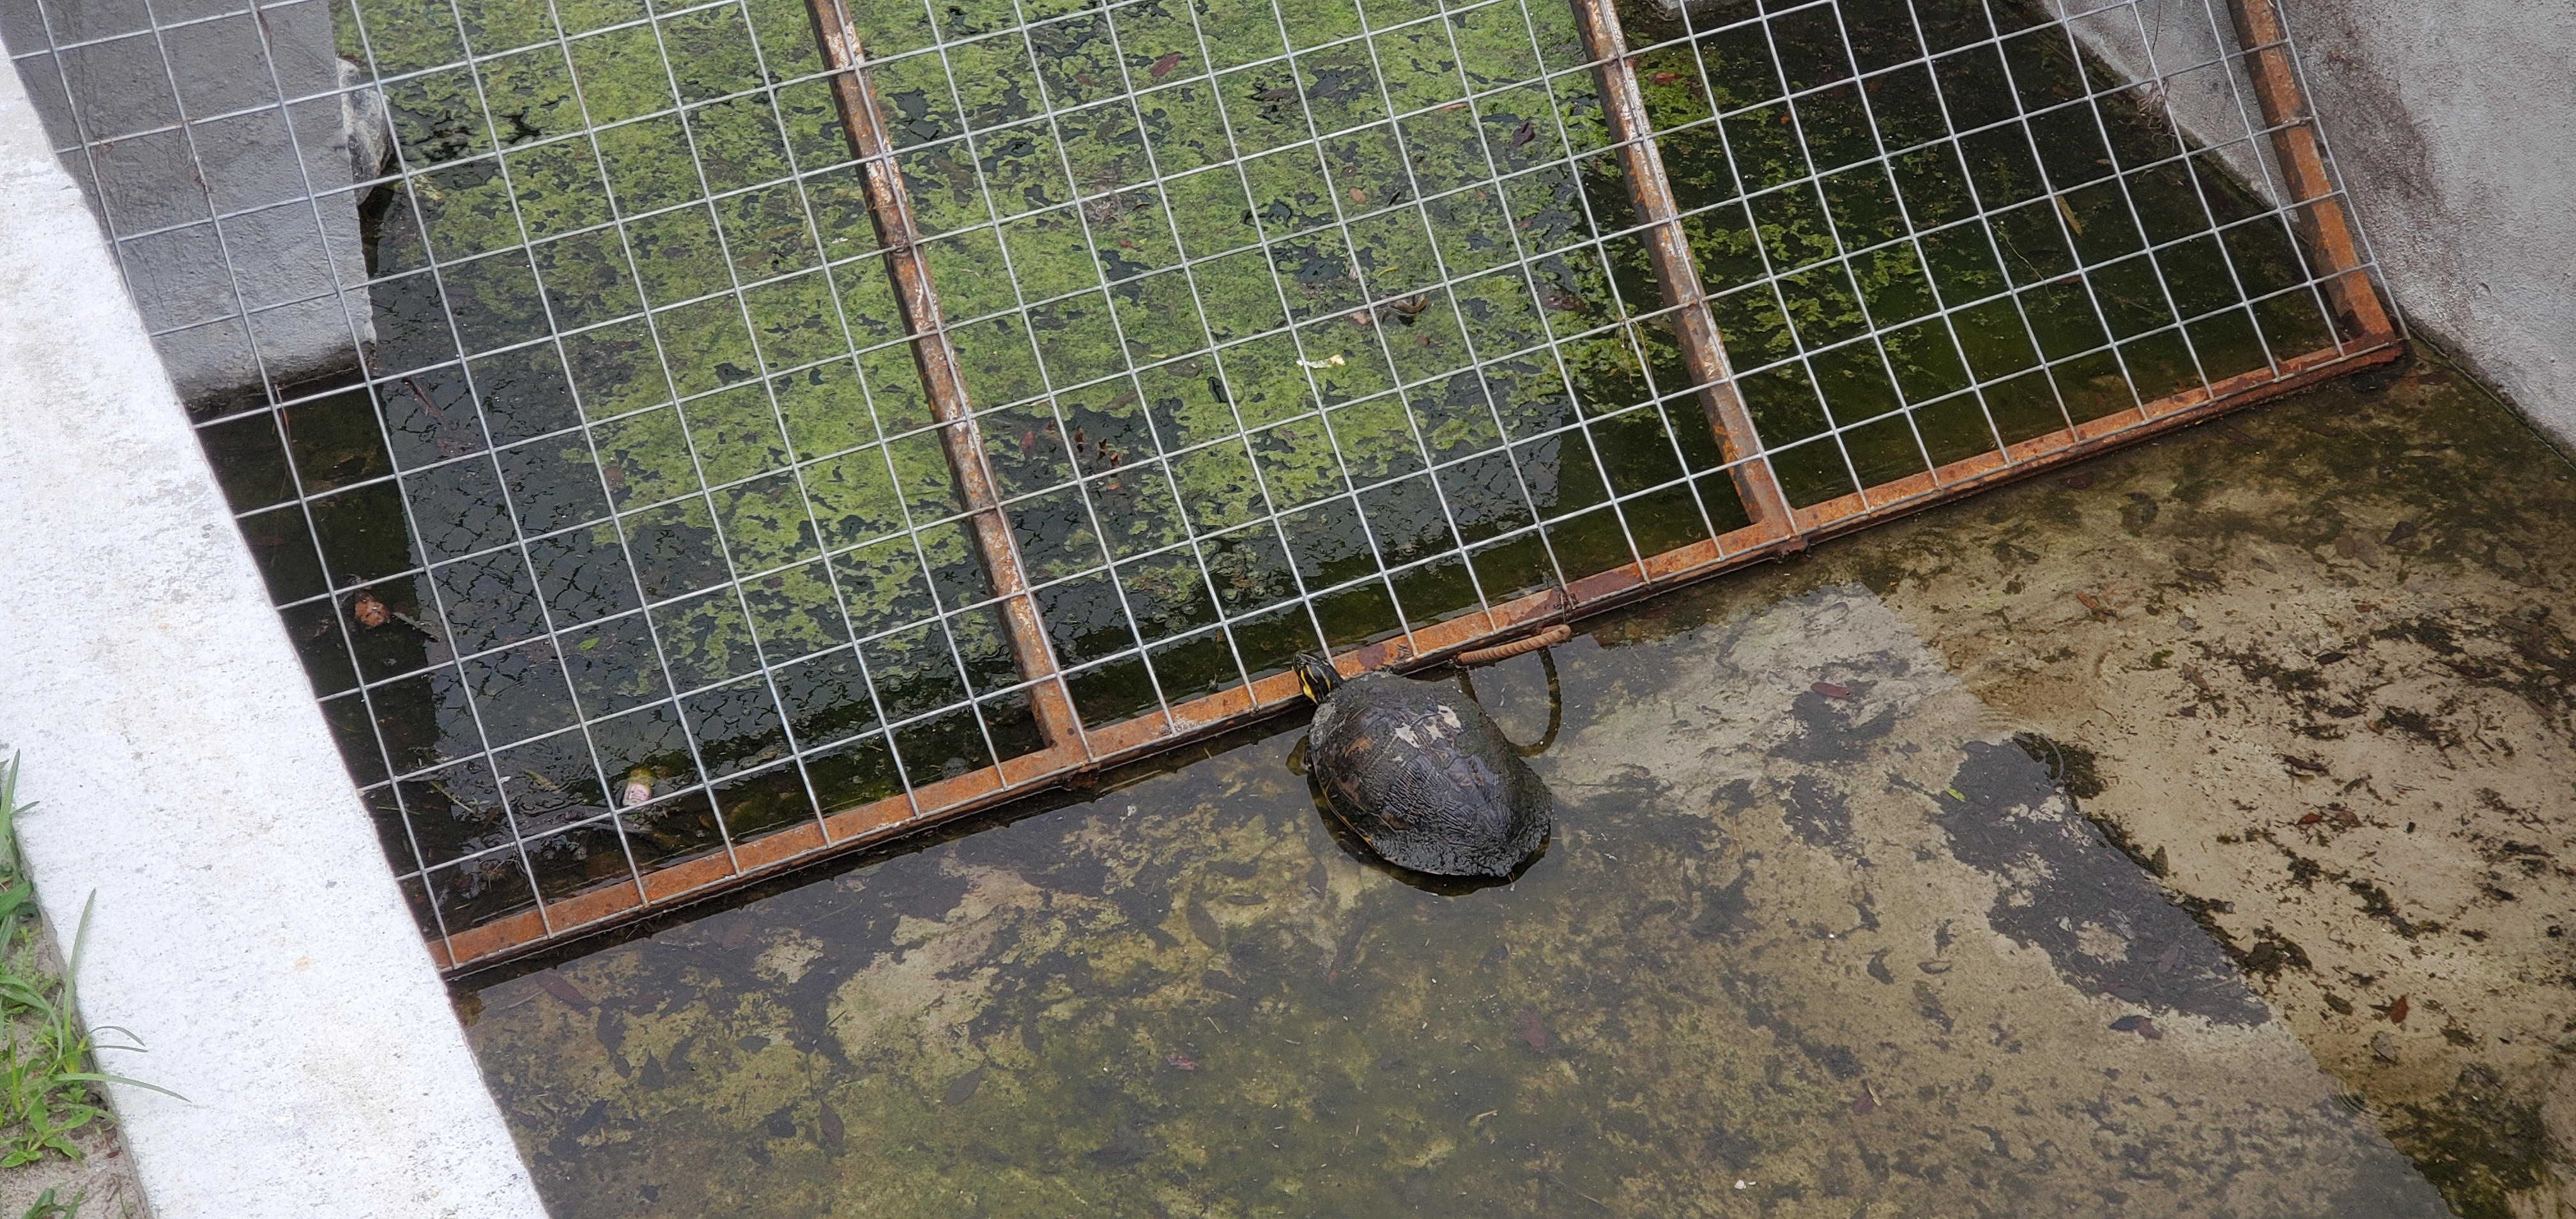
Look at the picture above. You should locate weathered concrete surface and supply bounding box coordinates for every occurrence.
[2069,0,2576,453]
[0,0,374,405]
[1764,349,2576,1218]
[0,57,545,1219]
[463,589,2449,1218]
[2283,0,2576,452]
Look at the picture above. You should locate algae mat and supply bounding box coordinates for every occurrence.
[464,583,2444,1216]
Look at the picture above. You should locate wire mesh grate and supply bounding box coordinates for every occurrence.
[1626,0,2384,519]
[1,0,2393,969]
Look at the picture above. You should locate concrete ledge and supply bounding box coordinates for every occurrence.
[0,50,548,1219]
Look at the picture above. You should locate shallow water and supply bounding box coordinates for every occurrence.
[462,350,2576,1216]
[466,583,2451,1216]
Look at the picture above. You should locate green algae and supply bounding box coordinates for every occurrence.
[859,0,1754,718]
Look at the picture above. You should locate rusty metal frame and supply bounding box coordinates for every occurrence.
[809,0,1084,755]
[1571,0,1798,551]
[2226,0,2393,342]
[430,0,2398,974]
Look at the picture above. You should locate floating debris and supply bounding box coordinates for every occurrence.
[1186,900,1223,950]
[2383,519,2419,546]
[2109,1014,2161,1039]
[1811,681,1853,699]
[1089,1139,1143,1166]
[1147,51,1183,79]
[942,1064,986,1106]
[1514,1009,1549,1051]
[1163,1050,1197,1071]
[350,590,390,628]
[1916,960,1951,975]
[2372,1032,2400,1062]
[1294,353,1346,370]
[2385,995,2410,1024]
[1851,1084,1879,1114]
[621,767,654,809]
[533,972,593,1011]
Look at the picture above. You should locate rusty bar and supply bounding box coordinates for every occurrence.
[1567,0,1798,545]
[2226,0,2394,341]
[806,0,1083,752]
[437,337,2397,976]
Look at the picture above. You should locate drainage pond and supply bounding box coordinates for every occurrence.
[461,352,2576,1218]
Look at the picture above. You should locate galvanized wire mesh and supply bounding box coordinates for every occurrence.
[1,0,2389,964]
[1629,0,2380,511]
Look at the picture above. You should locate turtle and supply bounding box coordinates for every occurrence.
[1296,653,1553,878]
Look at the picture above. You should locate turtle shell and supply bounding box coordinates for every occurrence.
[1305,671,1552,877]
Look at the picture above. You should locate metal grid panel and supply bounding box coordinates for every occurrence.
[836,0,1750,734]
[1629,0,2382,514]
[1,0,2391,970]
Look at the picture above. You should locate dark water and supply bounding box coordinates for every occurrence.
[462,580,2451,1217]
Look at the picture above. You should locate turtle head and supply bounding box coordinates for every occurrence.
[1295,652,1344,703]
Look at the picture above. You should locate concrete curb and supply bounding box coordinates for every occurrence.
[0,48,549,1219]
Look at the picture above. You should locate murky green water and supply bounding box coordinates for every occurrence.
[189,0,2361,943]
[464,577,2454,1216]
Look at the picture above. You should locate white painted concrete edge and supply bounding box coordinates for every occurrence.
[0,50,549,1219]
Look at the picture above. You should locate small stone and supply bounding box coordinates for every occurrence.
[2372,1032,2399,1062]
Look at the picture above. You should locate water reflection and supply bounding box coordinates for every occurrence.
[464,585,2446,1217]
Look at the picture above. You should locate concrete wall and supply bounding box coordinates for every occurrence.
[2068,0,2576,453]
[2052,0,2287,211]
[0,0,373,406]
[0,51,548,1219]
[2284,0,2576,452]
